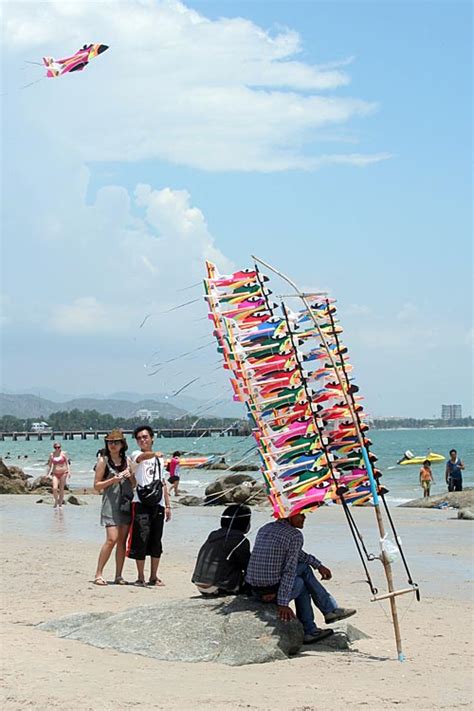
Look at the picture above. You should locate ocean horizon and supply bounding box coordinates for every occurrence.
[2,426,472,505]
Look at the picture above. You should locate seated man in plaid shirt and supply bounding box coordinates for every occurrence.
[246,511,356,644]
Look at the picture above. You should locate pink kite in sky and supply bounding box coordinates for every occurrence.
[42,43,109,78]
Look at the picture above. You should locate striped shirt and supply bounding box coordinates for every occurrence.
[246,519,321,606]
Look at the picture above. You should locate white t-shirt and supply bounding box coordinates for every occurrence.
[131,451,165,506]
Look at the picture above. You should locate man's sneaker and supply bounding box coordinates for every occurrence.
[303,629,334,644]
[324,607,356,624]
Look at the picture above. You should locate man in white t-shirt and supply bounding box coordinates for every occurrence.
[127,425,171,586]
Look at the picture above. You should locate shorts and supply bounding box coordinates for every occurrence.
[421,480,431,491]
[127,502,165,560]
[448,477,462,492]
[168,475,180,484]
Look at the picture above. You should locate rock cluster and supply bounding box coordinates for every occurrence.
[400,488,474,510]
[457,508,474,520]
[207,461,259,472]
[204,473,267,506]
[29,475,54,493]
[0,458,30,494]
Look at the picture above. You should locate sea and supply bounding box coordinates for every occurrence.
[2,426,473,505]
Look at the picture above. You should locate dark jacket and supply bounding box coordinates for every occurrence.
[192,528,251,593]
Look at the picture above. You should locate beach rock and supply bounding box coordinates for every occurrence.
[39,612,112,636]
[205,473,266,506]
[0,459,29,493]
[178,495,203,506]
[38,596,304,665]
[29,475,53,491]
[67,495,87,506]
[0,461,30,481]
[322,622,371,650]
[457,508,474,520]
[229,463,259,472]
[0,477,28,494]
[35,496,55,505]
[400,488,474,510]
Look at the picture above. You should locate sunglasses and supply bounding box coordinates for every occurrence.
[54,446,61,449]
[108,440,123,445]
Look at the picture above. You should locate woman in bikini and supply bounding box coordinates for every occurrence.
[46,443,70,508]
[93,430,135,586]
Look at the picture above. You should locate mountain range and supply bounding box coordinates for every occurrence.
[0,393,186,420]
[0,391,242,420]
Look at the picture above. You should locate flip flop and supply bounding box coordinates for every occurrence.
[133,580,147,587]
[147,578,165,587]
[114,577,128,585]
[93,577,107,586]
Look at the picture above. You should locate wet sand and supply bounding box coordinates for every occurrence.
[0,496,472,710]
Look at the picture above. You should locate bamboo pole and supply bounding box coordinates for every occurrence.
[252,254,406,662]
[371,587,419,602]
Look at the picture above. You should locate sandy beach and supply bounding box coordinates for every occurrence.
[0,495,473,710]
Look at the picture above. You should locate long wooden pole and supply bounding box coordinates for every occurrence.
[252,254,406,661]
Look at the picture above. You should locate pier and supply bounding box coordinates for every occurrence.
[0,426,245,441]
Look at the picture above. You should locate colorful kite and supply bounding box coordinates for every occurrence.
[42,44,109,77]
[203,257,419,661]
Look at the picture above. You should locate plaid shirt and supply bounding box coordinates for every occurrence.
[246,519,321,606]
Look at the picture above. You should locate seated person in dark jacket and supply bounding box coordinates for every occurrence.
[192,504,251,596]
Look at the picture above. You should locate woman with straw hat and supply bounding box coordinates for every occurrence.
[93,430,135,585]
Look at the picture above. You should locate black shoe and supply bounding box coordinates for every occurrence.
[324,607,356,624]
[303,628,334,644]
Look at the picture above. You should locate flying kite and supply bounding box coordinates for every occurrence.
[42,43,109,77]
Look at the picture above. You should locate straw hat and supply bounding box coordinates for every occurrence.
[104,429,126,441]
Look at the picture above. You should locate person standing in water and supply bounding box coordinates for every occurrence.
[167,451,182,496]
[445,449,465,492]
[419,460,434,498]
[46,442,70,508]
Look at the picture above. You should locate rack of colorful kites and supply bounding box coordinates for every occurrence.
[203,257,420,662]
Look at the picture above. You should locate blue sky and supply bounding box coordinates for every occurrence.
[1,0,472,417]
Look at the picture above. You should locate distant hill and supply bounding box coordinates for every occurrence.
[2,389,243,419]
[0,393,187,420]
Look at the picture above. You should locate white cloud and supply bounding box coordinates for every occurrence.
[344,303,372,317]
[46,181,233,334]
[3,0,388,171]
[396,302,419,322]
[50,296,114,334]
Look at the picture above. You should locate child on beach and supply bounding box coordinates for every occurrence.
[167,451,182,496]
[419,460,434,498]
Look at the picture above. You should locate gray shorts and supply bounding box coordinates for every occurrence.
[100,511,131,527]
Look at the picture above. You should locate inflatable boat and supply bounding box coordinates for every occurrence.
[167,455,219,469]
[397,450,445,466]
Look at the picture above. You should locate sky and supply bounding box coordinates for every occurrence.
[1,0,472,418]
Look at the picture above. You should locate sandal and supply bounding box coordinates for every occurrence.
[148,578,165,587]
[93,576,108,586]
[133,579,147,587]
[114,577,128,585]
